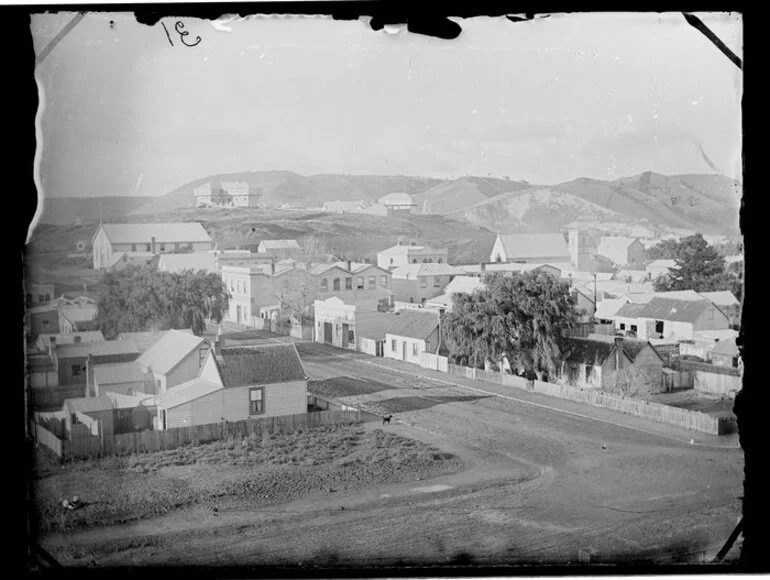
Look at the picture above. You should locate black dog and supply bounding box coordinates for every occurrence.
[382,414,393,425]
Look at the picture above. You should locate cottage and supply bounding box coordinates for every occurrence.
[489,233,570,264]
[63,392,155,438]
[355,309,397,357]
[557,335,662,390]
[137,329,211,394]
[154,342,308,430]
[376,241,449,270]
[596,237,645,267]
[311,262,393,305]
[55,339,141,393]
[378,192,417,215]
[221,263,279,325]
[92,223,213,270]
[384,309,442,364]
[633,297,731,341]
[390,263,464,306]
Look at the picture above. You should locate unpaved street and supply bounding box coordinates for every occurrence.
[40,335,743,567]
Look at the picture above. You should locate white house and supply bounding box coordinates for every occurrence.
[645,259,677,281]
[377,241,449,270]
[630,297,731,341]
[384,309,442,365]
[91,223,213,270]
[154,342,308,430]
[489,233,570,264]
[137,329,211,394]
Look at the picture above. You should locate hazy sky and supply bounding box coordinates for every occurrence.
[32,12,742,198]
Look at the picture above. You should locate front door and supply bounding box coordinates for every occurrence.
[342,324,349,348]
[236,305,242,324]
[324,322,333,344]
[402,341,407,360]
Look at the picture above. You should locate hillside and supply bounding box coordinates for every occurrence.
[37,196,154,226]
[447,172,741,236]
[129,172,443,216]
[413,176,532,215]
[27,208,498,267]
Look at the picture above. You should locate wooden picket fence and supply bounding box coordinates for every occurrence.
[446,363,724,435]
[36,410,361,461]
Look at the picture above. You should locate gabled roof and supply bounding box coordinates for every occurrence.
[331,261,390,275]
[636,297,721,323]
[117,329,192,353]
[158,253,218,274]
[495,233,570,260]
[258,239,300,250]
[384,309,440,341]
[93,361,146,385]
[692,329,739,342]
[391,263,464,278]
[137,329,207,375]
[378,192,415,206]
[615,302,647,317]
[96,223,212,244]
[653,290,704,301]
[441,275,487,296]
[583,333,662,362]
[596,236,641,254]
[562,337,625,366]
[310,263,349,277]
[56,340,140,360]
[355,311,397,340]
[700,291,739,307]
[154,378,223,409]
[593,298,629,320]
[646,259,677,270]
[216,343,307,387]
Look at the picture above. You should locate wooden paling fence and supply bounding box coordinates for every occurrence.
[445,363,723,435]
[36,410,361,460]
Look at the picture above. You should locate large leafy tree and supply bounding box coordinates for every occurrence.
[651,233,729,293]
[95,265,230,338]
[441,271,578,378]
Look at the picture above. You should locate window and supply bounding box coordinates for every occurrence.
[348,329,355,343]
[131,244,137,252]
[160,243,166,252]
[249,388,264,414]
[422,258,427,263]
[74,336,82,343]
[428,258,434,263]
[630,325,637,332]
[333,278,341,291]
[368,276,376,289]
[230,279,235,291]
[380,276,387,288]
[321,279,328,292]
[619,323,626,330]
[42,320,50,330]
[44,294,51,303]
[283,279,289,290]
[155,379,161,392]
[38,294,44,303]
[412,343,419,356]
[437,258,443,264]
[391,339,397,351]
[357,276,364,289]
[390,258,394,264]
[145,243,151,252]
[433,276,440,288]
[412,259,417,263]
[655,320,664,334]
[345,277,353,290]
[71,364,82,377]
[420,276,427,288]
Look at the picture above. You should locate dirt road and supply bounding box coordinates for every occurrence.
[41,335,744,567]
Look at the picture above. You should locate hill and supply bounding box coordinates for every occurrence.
[413,176,532,215]
[37,196,154,225]
[447,172,741,236]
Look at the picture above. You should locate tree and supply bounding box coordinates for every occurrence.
[278,235,331,325]
[95,265,230,338]
[441,271,579,378]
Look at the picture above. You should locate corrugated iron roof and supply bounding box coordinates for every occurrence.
[56,340,140,359]
[594,298,629,320]
[36,331,104,350]
[217,343,307,387]
[712,337,739,357]
[391,263,464,278]
[385,309,440,341]
[93,362,145,385]
[99,223,212,244]
[259,239,300,250]
[615,303,647,317]
[355,311,396,340]
[137,329,207,374]
[64,396,115,413]
[562,337,620,366]
[117,329,191,353]
[700,291,739,307]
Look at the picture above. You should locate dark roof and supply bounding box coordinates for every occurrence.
[562,337,617,365]
[636,297,721,323]
[355,311,396,340]
[217,343,307,387]
[584,333,662,362]
[384,309,440,341]
[56,340,140,359]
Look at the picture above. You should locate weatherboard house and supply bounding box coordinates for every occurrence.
[91,223,214,270]
[489,233,570,264]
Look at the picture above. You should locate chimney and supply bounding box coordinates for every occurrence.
[271,260,275,275]
[347,260,352,272]
[614,336,623,370]
[48,336,56,358]
[480,262,486,273]
[151,236,157,253]
[86,354,94,398]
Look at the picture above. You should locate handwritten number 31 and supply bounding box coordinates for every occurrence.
[162,21,202,47]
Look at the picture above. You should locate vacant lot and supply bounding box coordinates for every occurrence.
[646,390,736,417]
[32,424,463,537]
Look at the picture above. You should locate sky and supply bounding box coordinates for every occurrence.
[32,12,743,199]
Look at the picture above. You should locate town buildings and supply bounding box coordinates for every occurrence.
[256,239,301,260]
[390,262,464,306]
[384,309,442,364]
[376,241,449,270]
[91,223,213,270]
